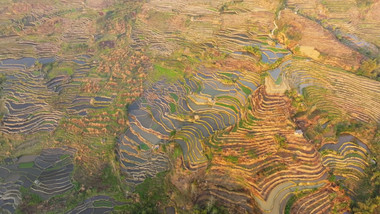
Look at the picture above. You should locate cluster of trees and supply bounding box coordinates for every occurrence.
[352,130,380,213]
[357,58,379,80]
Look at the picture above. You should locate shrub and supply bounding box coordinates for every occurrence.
[335,121,363,136]
[279,24,302,41]
[284,195,296,214]
[274,134,287,148]
[224,155,239,163]
[20,186,43,205]
[170,129,176,137]
[328,173,336,182]
[244,46,261,57]
[358,59,378,77]
[132,172,169,213]
[260,71,269,84]
[172,144,182,159]
[139,143,150,150]
[0,73,6,85]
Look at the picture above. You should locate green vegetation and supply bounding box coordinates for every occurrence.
[307,109,323,119]
[172,144,183,159]
[193,203,229,214]
[216,96,241,105]
[335,121,363,136]
[284,195,296,214]
[267,47,288,53]
[339,151,363,158]
[100,165,123,194]
[284,190,312,214]
[278,24,302,41]
[232,124,238,132]
[274,134,287,148]
[1,0,379,213]
[352,132,380,211]
[357,58,379,79]
[139,143,150,151]
[258,162,287,177]
[275,75,282,85]
[219,2,231,13]
[285,89,306,113]
[20,186,43,206]
[220,72,234,78]
[320,149,334,157]
[170,93,179,102]
[215,103,238,114]
[169,103,177,113]
[248,114,260,121]
[248,149,258,159]
[60,154,70,160]
[61,43,89,54]
[328,173,336,182]
[244,46,261,57]
[353,196,380,214]
[224,155,239,164]
[356,0,374,7]
[170,129,177,137]
[130,171,169,213]
[18,162,35,169]
[0,73,6,85]
[93,200,113,208]
[260,71,269,84]
[46,65,74,80]
[246,133,255,139]
[240,85,251,96]
[150,64,184,83]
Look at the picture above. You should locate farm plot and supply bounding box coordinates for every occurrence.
[198,86,329,214]
[0,57,62,134]
[0,55,114,136]
[118,68,260,186]
[0,147,75,213]
[66,195,121,214]
[283,59,380,123]
[320,134,370,194]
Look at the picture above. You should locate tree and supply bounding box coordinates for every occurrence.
[353,197,380,214]
[358,59,378,77]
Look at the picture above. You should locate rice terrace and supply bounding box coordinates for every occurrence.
[0,0,379,213]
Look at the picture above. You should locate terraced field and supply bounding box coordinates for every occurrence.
[196,86,330,213]
[117,0,300,188]
[66,195,120,214]
[0,55,115,135]
[0,0,379,213]
[0,147,75,213]
[287,0,380,53]
[118,67,260,185]
[0,57,61,134]
[282,59,380,123]
[114,0,379,211]
[289,184,337,214]
[320,134,370,193]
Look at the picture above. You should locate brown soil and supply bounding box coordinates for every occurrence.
[278,9,363,70]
